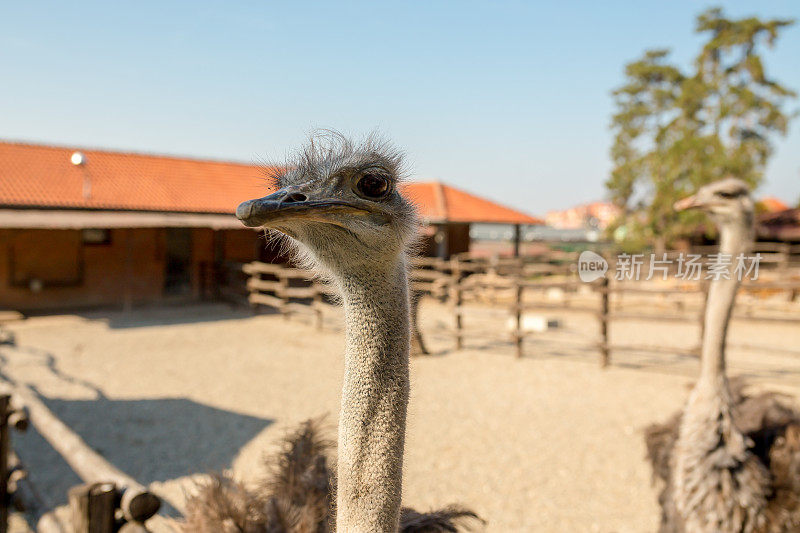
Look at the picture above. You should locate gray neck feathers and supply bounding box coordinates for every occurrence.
[698,218,751,389]
[335,259,410,532]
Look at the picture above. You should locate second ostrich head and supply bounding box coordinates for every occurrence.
[237,133,418,276]
[674,177,754,227]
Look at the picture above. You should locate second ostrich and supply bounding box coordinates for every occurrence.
[645,178,800,533]
[181,134,479,533]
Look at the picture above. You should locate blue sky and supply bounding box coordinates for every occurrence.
[1,1,798,215]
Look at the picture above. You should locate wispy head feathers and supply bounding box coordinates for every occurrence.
[266,130,408,191]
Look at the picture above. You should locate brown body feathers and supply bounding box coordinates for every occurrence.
[645,380,800,532]
[180,419,482,533]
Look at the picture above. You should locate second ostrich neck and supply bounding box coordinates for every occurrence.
[336,259,410,533]
[697,219,751,390]
[672,206,770,532]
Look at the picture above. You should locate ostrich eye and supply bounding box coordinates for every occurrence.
[355,173,390,199]
[716,190,740,199]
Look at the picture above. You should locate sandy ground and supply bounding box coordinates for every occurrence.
[4,299,800,532]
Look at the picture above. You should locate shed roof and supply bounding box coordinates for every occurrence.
[0,140,541,226]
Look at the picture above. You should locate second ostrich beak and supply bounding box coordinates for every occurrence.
[236,188,370,228]
[674,194,702,212]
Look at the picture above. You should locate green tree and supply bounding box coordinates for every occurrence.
[608,8,796,251]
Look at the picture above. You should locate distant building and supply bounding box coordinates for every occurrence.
[0,141,540,312]
[406,182,542,258]
[757,196,790,214]
[758,208,800,242]
[546,202,621,231]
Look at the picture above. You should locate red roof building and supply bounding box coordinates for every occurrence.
[0,140,540,311]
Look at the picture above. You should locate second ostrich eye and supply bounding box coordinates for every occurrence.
[716,191,740,199]
[355,173,390,200]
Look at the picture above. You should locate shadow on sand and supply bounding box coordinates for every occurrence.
[15,393,273,517]
[38,395,273,484]
[75,303,262,329]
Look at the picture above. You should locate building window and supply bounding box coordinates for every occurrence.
[82,228,111,245]
[10,229,83,288]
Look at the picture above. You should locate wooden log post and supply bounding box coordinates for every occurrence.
[7,450,31,514]
[599,277,610,368]
[450,258,463,350]
[514,276,523,358]
[0,394,9,533]
[69,483,116,533]
[279,267,290,320]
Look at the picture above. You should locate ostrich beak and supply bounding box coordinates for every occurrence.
[236,188,369,228]
[674,194,702,212]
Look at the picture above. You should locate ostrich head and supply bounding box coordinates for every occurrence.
[674,177,754,227]
[237,133,418,276]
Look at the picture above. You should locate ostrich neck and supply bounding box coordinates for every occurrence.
[336,259,410,533]
[698,219,750,388]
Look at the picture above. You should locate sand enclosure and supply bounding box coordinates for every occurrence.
[5,300,800,532]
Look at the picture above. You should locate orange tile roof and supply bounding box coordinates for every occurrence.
[0,141,268,213]
[403,182,542,225]
[0,140,541,225]
[758,196,790,213]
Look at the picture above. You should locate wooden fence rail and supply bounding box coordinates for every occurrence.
[243,253,800,367]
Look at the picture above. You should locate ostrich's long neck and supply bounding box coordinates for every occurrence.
[698,219,751,390]
[336,259,410,533]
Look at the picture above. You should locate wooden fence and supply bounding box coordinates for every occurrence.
[433,254,800,366]
[243,262,327,329]
[3,380,162,533]
[242,247,800,367]
[0,394,28,533]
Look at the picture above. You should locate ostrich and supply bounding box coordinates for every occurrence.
[181,134,480,532]
[645,178,800,532]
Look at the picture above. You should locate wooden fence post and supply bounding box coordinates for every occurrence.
[514,276,523,358]
[599,277,610,368]
[69,483,116,533]
[489,256,498,305]
[0,395,9,533]
[278,267,290,320]
[450,258,463,350]
[247,267,260,315]
[780,243,791,271]
[313,284,324,330]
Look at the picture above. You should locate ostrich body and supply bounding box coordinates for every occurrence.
[646,178,800,533]
[192,134,476,533]
[181,419,476,533]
